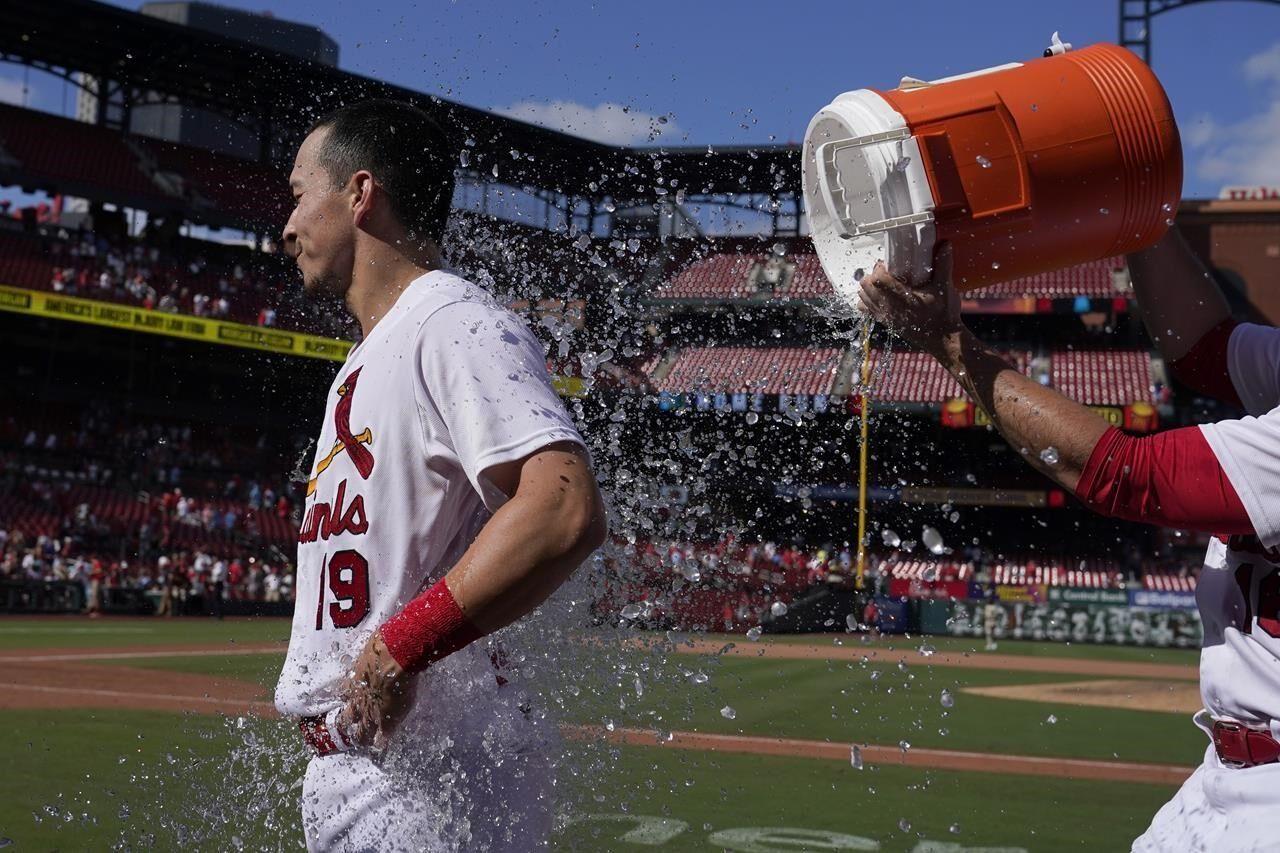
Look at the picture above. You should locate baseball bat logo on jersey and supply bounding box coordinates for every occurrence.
[307,367,376,497]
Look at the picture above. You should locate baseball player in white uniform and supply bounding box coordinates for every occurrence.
[275,99,608,852]
[862,230,1280,852]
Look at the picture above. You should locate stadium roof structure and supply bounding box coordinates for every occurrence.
[0,0,800,208]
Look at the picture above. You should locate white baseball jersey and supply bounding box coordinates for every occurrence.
[274,269,585,719]
[1137,322,1280,851]
[1195,323,1280,736]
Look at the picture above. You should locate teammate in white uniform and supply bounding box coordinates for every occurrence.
[275,99,608,852]
[862,231,1280,852]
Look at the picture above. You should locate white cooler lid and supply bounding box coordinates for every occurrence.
[802,89,937,311]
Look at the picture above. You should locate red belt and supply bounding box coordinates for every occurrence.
[300,715,341,757]
[1212,720,1280,768]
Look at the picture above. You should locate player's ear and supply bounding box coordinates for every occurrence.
[350,170,376,227]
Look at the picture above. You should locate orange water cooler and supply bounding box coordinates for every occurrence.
[802,39,1182,308]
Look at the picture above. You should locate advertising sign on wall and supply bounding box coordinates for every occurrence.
[948,598,1201,648]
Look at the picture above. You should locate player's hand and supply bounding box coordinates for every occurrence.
[337,631,414,756]
[859,241,964,358]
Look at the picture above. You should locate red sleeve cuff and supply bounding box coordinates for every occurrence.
[378,578,484,673]
[1169,318,1242,408]
[1075,426,1253,534]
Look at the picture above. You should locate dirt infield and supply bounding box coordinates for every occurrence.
[0,641,1194,786]
[664,638,1200,681]
[964,678,1204,715]
[560,726,1194,786]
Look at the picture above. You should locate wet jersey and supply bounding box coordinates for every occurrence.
[274,270,585,718]
[1195,323,1280,737]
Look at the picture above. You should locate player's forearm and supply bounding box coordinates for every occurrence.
[1127,228,1230,363]
[938,330,1110,491]
[443,484,607,633]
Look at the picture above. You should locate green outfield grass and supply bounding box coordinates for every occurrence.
[112,647,1205,766]
[0,617,1199,851]
[0,708,1174,852]
[0,615,291,650]
[739,632,1200,666]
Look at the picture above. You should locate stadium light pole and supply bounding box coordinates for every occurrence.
[1120,0,1280,65]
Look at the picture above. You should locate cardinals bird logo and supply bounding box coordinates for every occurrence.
[306,367,375,496]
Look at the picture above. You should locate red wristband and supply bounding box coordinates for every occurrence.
[378,578,484,673]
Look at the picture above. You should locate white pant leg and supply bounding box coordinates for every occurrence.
[301,700,557,852]
[1133,744,1280,853]
[303,751,447,853]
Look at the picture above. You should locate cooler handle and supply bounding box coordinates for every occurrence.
[816,131,936,240]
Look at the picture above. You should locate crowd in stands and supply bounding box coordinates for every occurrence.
[42,226,289,327]
[600,533,1201,632]
[0,219,347,336]
[0,524,295,614]
[0,405,306,613]
[2,404,304,517]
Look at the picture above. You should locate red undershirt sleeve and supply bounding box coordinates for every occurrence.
[1074,425,1254,534]
[1168,318,1242,408]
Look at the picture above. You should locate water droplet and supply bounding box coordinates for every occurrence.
[949,511,960,523]
[603,199,616,212]
[690,672,709,685]
[919,643,936,658]
[720,705,737,720]
[1099,207,1110,215]
[1166,218,1175,226]
[1030,103,1039,112]
[940,689,954,708]
[899,739,911,753]
[991,260,1001,270]
[881,528,901,548]
[949,823,961,834]
[922,526,945,555]
[745,411,759,425]
[846,613,859,632]
[459,149,470,167]
[850,745,864,769]
[680,563,701,583]
[1039,446,1060,465]
[770,601,788,617]
[975,155,992,168]
[745,626,763,641]
[898,818,912,832]
[620,603,643,620]
[491,163,500,178]
[1162,202,1173,212]
[1046,714,1058,725]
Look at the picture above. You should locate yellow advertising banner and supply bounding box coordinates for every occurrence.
[0,283,353,362]
[0,284,586,395]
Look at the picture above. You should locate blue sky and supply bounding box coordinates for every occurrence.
[3,0,1279,197]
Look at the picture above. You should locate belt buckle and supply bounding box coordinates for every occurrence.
[1213,720,1250,768]
[300,715,340,757]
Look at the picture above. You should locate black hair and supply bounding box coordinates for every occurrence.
[308,99,454,244]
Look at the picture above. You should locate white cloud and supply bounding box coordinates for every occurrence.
[1243,42,1280,85]
[0,74,28,107]
[1183,114,1217,149]
[1192,42,1280,188]
[492,100,682,145]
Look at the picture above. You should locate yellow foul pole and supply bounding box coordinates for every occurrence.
[855,333,872,589]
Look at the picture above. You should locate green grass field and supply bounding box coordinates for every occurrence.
[0,617,1203,851]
